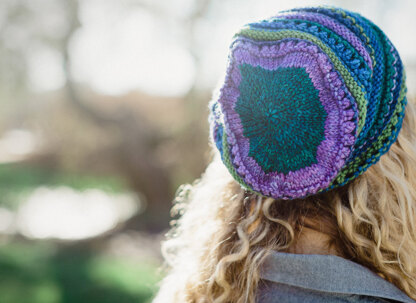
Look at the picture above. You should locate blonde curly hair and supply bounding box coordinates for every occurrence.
[153,98,416,303]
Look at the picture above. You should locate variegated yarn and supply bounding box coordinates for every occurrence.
[208,6,407,200]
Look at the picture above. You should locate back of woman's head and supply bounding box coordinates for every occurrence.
[154,99,416,303]
[153,6,416,303]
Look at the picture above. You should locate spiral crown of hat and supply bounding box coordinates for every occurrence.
[208,6,407,200]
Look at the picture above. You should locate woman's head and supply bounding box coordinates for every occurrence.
[154,6,415,303]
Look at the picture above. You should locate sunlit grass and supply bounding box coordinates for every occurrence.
[87,256,161,297]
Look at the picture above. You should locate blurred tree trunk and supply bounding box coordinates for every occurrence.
[60,0,172,232]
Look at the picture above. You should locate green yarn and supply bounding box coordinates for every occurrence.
[235,28,368,136]
[235,64,327,174]
[328,74,407,187]
[221,127,251,189]
[356,25,397,146]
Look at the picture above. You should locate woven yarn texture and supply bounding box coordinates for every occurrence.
[208,6,407,200]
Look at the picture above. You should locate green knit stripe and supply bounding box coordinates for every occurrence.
[221,129,252,190]
[235,28,367,135]
[329,74,407,186]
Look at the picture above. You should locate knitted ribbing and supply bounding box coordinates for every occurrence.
[208,6,407,200]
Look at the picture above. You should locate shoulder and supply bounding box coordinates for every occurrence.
[257,280,394,303]
[257,251,416,303]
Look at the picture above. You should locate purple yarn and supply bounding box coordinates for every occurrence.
[274,11,373,69]
[217,39,357,198]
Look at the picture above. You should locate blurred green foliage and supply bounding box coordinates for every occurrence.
[0,241,161,303]
[0,163,127,209]
[0,164,162,302]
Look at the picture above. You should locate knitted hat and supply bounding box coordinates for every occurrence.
[208,6,407,200]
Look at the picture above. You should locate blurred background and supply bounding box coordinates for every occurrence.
[0,0,415,302]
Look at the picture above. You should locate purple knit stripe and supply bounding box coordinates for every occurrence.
[274,11,373,69]
[218,40,356,198]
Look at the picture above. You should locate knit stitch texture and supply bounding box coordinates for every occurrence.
[208,6,407,200]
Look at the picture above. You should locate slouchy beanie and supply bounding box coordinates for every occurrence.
[208,6,407,200]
